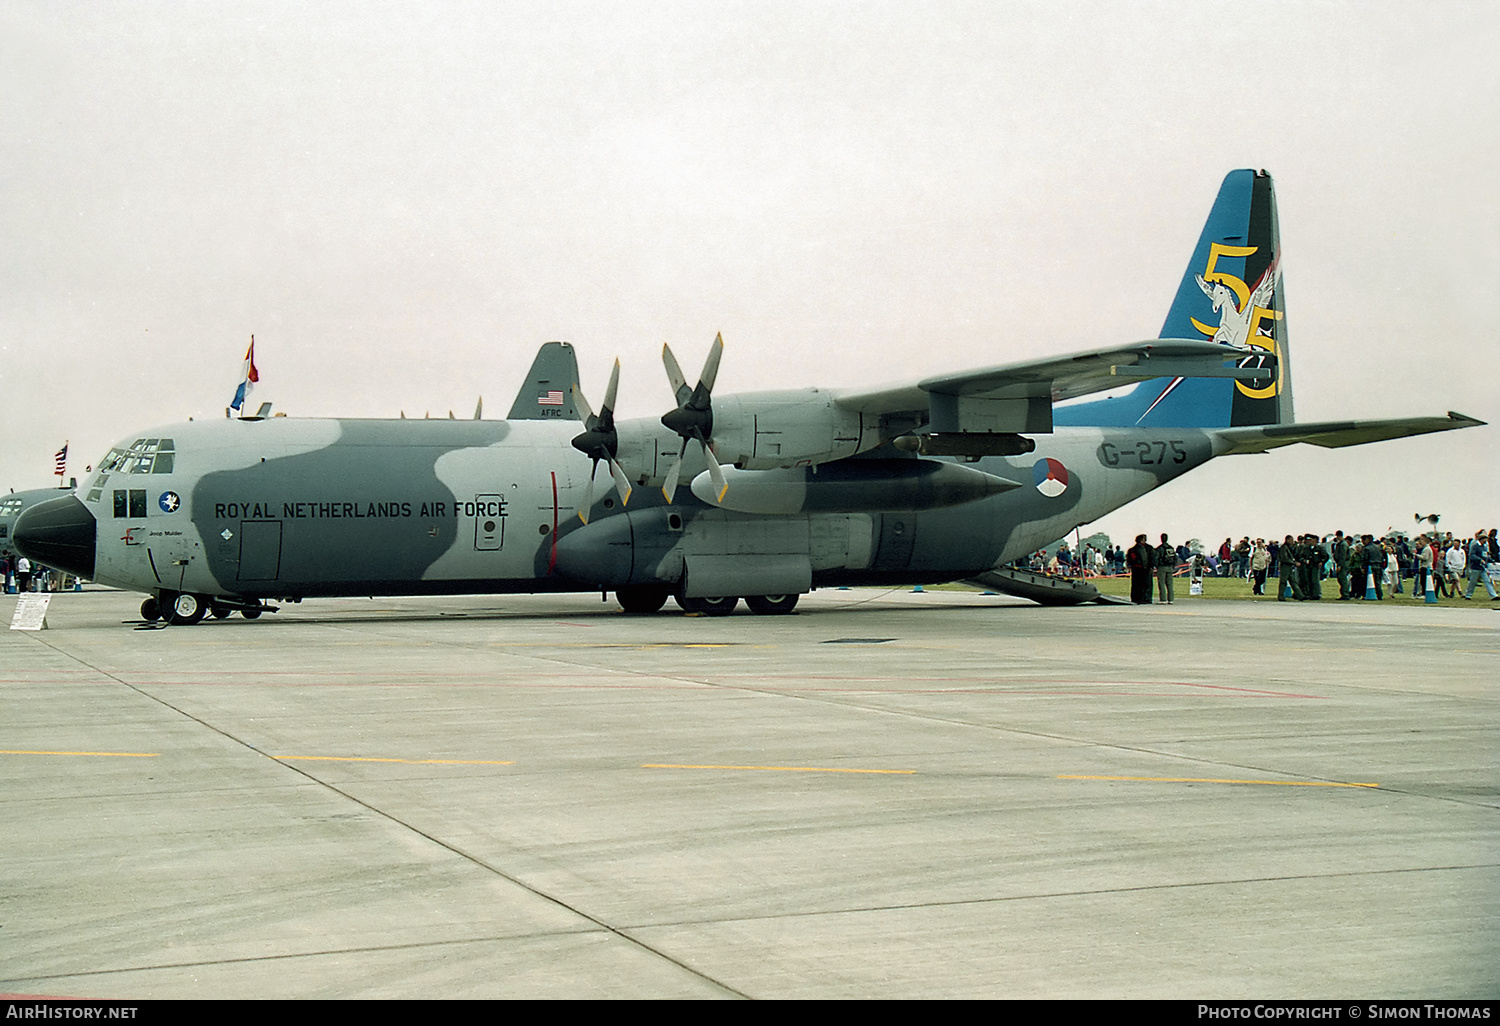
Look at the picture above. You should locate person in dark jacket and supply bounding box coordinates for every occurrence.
[1302,533,1327,601]
[1333,531,1352,599]
[1127,534,1154,605]
[1277,535,1304,601]
[1155,533,1176,604]
[1360,535,1385,600]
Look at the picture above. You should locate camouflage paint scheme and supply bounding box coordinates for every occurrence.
[13,171,1483,618]
[51,417,1217,600]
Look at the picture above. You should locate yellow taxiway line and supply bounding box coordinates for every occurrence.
[0,749,159,758]
[644,763,915,774]
[276,756,515,765]
[1059,774,1378,788]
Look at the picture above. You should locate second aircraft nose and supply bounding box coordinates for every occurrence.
[13,495,97,580]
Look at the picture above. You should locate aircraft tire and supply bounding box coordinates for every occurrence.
[677,594,738,616]
[745,594,799,615]
[139,597,161,622]
[616,585,669,615]
[241,607,263,620]
[210,603,233,619]
[166,592,207,626]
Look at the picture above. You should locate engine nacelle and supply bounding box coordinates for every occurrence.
[707,389,869,470]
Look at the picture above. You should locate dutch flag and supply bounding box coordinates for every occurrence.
[229,336,260,413]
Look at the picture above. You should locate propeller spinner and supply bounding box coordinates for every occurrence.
[570,359,633,523]
[660,333,728,504]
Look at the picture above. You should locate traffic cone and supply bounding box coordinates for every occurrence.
[1364,570,1378,600]
[1425,571,1438,604]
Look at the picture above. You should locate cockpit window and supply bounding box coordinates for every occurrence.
[97,438,176,476]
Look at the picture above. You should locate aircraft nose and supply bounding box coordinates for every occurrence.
[13,495,96,580]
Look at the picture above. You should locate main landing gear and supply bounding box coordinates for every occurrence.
[145,592,274,625]
[744,594,799,615]
[632,589,799,616]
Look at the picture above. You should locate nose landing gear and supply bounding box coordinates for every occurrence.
[164,592,207,626]
[146,592,274,625]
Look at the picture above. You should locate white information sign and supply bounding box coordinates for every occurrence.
[9,593,51,631]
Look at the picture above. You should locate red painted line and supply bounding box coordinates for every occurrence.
[548,471,559,574]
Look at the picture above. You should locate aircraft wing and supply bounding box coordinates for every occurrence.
[1211,412,1486,456]
[834,338,1275,432]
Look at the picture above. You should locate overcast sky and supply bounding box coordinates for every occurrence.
[3,1,1496,543]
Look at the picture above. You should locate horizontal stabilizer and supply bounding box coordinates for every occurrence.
[1211,411,1485,456]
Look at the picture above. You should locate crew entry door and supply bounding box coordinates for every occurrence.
[238,520,283,580]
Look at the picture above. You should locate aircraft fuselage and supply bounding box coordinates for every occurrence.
[44,415,1210,605]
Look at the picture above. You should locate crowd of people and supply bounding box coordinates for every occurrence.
[1,554,70,594]
[1019,528,1500,604]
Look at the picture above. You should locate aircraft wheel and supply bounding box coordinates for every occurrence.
[166,592,207,626]
[616,585,669,615]
[241,607,263,620]
[746,594,799,615]
[210,603,233,619]
[139,597,161,622]
[678,594,738,616]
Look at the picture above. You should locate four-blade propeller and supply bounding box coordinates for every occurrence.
[659,333,728,505]
[570,359,633,524]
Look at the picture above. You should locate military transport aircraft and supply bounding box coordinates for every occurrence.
[2,480,77,561]
[12,170,1483,624]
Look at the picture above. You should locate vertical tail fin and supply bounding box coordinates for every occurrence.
[1055,169,1292,428]
[507,341,583,421]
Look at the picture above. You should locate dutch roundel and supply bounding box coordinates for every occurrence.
[1032,458,1069,497]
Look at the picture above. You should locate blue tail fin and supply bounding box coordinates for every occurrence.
[1055,169,1292,429]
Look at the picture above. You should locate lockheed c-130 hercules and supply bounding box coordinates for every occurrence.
[12,170,1483,624]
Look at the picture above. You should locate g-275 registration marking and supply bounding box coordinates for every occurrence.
[1099,440,1187,466]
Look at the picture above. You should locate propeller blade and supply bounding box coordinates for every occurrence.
[602,359,620,415]
[579,460,599,524]
[662,438,689,503]
[473,396,483,420]
[698,332,724,394]
[701,441,729,504]
[608,458,633,507]
[662,344,691,406]
[571,380,595,425]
